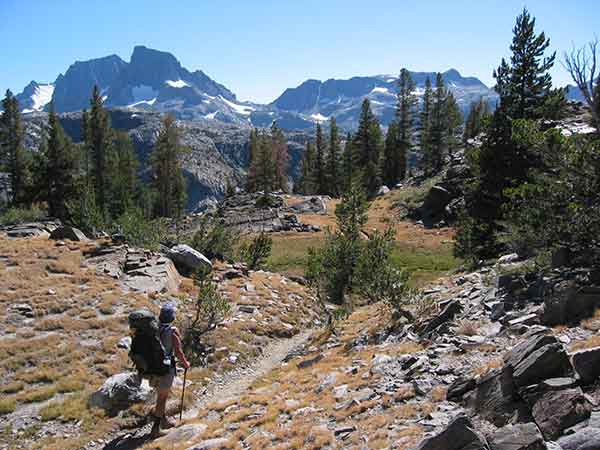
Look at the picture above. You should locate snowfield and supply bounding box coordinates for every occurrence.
[310,113,328,123]
[219,96,254,115]
[165,79,190,88]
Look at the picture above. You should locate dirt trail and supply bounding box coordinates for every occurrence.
[96,330,315,450]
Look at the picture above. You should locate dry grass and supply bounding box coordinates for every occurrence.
[454,318,482,336]
[472,358,504,377]
[570,336,600,352]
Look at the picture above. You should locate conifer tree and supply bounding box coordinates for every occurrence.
[419,77,433,171]
[298,141,316,194]
[326,117,341,196]
[254,131,275,193]
[445,92,463,156]
[353,99,383,194]
[315,123,327,194]
[429,73,448,173]
[463,98,490,143]
[341,133,355,193]
[270,122,289,192]
[109,131,139,218]
[246,129,259,192]
[393,69,415,184]
[0,90,30,205]
[151,115,187,217]
[383,121,402,187]
[86,85,113,216]
[44,104,78,220]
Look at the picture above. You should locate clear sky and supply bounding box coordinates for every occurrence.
[1,0,598,103]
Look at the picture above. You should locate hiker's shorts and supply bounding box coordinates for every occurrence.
[150,368,176,391]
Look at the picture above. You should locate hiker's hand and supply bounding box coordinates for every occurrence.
[182,360,190,370]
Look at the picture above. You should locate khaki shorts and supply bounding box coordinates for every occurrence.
[149,368,176,391]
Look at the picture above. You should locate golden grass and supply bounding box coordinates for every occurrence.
[570,335,600,352]
[0,397,16,415]
[472,358,504,377]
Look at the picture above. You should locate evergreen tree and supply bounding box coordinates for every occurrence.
[429,73,448,173]
[151,115,187,217]
[419,77,433,170]
[394,69,415,183]
[326,117,341,196]
[463,98,491,143]
[255,131,275,193]
[383,121,401,187]
[43,104,78,220]
[341,133,355,193]
[353,99,383,194]
[0,90,30,205]
[86,85,113,217]
[109,131,139,218]
[270,122,289,192]
[298,140,316,194]
[246,128,259,192]
[495,8,557,120]
[315,123,327,194]
[445,92,463,156]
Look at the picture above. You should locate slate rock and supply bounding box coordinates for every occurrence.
[505,334,558,369]
[417,300,463,335]
[557,426,600,450]
[489,423,546,450]
[447,377,476,402]
[187,437,230,450]
[531,388,592,440]
[571,347,600,385]
[49,226,89,242]
[513,343,572,388]
[415,415,489,450]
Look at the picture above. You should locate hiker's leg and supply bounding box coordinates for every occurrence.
[155,387,170,418]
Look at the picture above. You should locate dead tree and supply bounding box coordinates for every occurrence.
[563,37,599,131]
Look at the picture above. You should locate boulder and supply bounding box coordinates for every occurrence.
[49,226,89,242]
[88,372,153,416]
[123,252,181,294]
[447,377,476,402]
[417,300,463,335]
[505,335,558,369]
[168,244,212,273]
[473,368,530,427]
[418,185,454,226]
[571,347,600,385]
[557,427,600,450]
[531,388,592,440]
[187,438,230,450]
[489,423,546,450]
[544,283,600,326]
[498,253,520,265]
[377,185,390,196]
[154,423,207,447]
[415,415,489,450]
[512,343,572,388]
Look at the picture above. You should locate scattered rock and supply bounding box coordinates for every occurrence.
[88,372,153,416]
[571,347,600,385]
[298,354,323,369]
[154,423,207,447]
[415,415,489,450]
[168,244,212,274]
[117,337,132,350]
[557,426,600,450]
[512,343,572,388]
[49,226,89,242]
[489,422,546,450]
[187,437,230,450]
[447,377,476,402]
[531,388,592,440]
[417,300,463,335]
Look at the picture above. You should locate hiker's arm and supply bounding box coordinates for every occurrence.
[172,328,190,369]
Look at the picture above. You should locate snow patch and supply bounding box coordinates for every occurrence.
[165,79,190,88]
[204,111,218,120]
[131,85,158,103]
[128,98,157,108]
[371,87,391,95]
[219,96,254,116]
[31,84,54,111]
[310,113,328,123]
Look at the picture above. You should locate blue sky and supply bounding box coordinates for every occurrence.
[1,0,598,103]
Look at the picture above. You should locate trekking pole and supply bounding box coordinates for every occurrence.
[179,368,188,421]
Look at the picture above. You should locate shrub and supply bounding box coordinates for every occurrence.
[0,205,46,225]
[66,184,105,234]
[0,397,16,415]
[181,269,231,365]
[190,215,238,261]
[239,232,272,270]
[111,208,167,251]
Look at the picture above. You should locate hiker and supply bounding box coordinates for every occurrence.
[150,303,190,437]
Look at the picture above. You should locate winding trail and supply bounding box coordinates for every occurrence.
[97,330,315,450]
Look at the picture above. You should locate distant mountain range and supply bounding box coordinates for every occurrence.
[6,46,583,130]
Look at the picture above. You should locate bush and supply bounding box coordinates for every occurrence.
[181,269,231,366]
[239,232,272,270]
[111,208,167,251]
[0,397,16,416]
[66,184,105,234]
[0,205,46,225]
[190,216,238,261]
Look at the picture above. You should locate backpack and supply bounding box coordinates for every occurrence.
[128,309,172,377]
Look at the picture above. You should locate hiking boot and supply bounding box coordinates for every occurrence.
[150,416,161,438]
[160,416,176,429]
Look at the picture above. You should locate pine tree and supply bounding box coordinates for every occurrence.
[429,73,448,173]
[463,98,490,143]
[419,76,433,171]
[86,85,113,217]
[246,128,259,192]
[270,122,289,192]
[394,69,415,184]
[353,99,383,194]
[151,115,187,217]
[315,123,327,194]
[44,104,78,220]
[341,133,355,193]
[0,90,30,205]
[495,8,557,120]
[298,140,316,194]
[109,131,139,218]
[445,92,463,156]
[383,121,401,187]
[255,131,275,193]
[326,117,341,196]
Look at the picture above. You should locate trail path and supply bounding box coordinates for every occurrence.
[96,330,314,450]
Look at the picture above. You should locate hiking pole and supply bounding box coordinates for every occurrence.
[179,368,188,421]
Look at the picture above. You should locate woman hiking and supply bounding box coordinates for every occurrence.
[150,303,190,438]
